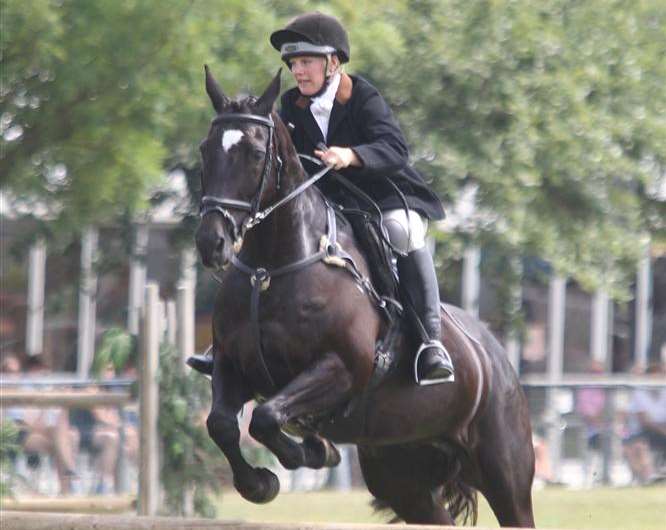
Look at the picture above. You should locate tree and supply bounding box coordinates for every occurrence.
[1,0,281,236]
[3,0,663,293]
[383,0,665,296]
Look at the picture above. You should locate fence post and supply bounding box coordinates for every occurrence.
[591,289,611,367]
[177,248,197,366]
[505,256,523,373]
[166,299,177,346]
[462,245,481,318]
[139,283,160,516]
[546,274,566,481]
[26,239,46,357]
[77,227,99,378]
[634,241,652,368]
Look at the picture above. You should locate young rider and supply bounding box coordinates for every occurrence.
[189,11,454,385]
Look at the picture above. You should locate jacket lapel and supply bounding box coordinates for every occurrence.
[294,95,324,147]
[326,100,348,142]
[326,73,353,142]
[292,73,353,147]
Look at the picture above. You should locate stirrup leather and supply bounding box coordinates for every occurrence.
[413,339,455,386]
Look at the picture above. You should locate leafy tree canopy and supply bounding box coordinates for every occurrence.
[2,0,664,293]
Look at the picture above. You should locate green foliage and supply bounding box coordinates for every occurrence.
[387,1,665,292]
[157,343,219,517]
[3,0,664,308]
[92,328,134,376]
[0,420,20,498]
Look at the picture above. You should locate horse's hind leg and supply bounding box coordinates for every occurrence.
[475,413,536,527]
[206,355,280,504]
[248,353,352,470]
[358,446,455,525]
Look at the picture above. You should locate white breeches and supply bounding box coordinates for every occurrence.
[383,209,428,254]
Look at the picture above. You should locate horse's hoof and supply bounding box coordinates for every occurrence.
[303,436,341,468]
[236,468,280,504]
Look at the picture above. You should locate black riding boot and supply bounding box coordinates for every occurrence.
[397,247,454,385]
[187,345,214,375]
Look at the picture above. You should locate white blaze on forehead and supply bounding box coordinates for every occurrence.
[222,129,244,152]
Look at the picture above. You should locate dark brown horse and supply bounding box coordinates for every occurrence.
[195,67,535,527]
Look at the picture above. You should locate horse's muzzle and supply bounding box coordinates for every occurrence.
[195,215,230,270]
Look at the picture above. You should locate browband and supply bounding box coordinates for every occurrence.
[212,113,274,128]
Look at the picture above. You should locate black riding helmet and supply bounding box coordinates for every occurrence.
[270,12,350,65]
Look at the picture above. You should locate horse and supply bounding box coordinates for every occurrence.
[194,66,536,527]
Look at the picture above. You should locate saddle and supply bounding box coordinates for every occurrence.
[322,172,428,389]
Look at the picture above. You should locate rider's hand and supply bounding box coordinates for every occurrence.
[314,146,361,170]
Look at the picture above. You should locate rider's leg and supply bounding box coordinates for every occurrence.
[384,209,454,384]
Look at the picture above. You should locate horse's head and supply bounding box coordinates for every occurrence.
[195,66,282,270]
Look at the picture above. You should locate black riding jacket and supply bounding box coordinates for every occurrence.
[278,73,445,220]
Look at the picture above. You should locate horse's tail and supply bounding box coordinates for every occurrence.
[369,449,478,525]
[442,475,478,525]
[370,477,478,525]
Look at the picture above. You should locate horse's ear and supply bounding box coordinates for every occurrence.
[254,69,282,116]
[204,64,230,113]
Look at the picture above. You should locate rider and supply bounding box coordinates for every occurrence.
[189,11,454,385]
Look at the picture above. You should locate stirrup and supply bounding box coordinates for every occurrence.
[414,339,455,386]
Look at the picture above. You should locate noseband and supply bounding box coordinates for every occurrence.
[199,111,333,254]
[199,112,282,253]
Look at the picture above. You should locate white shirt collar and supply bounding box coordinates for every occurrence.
[310,73,341,141]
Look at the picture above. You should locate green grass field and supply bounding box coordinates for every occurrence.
[215,485,666,529]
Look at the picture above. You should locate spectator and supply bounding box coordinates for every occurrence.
[1,354,22,377]
[6,356,79,494]
[71,360,138,494]
[622,363,666,484]
[575,360,607,486]
[532,428,554,487]
[576,360,607,451]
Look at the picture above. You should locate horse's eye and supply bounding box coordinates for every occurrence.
[251,148,266,162]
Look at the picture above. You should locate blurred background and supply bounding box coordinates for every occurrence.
[1,1,665,528]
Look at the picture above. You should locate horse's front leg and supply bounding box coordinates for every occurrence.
[207,355,279,503]
[248,352,353,470]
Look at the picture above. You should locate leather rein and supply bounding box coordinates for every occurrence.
[199,111,390,390]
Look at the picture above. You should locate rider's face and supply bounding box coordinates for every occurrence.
[289,55,332,96]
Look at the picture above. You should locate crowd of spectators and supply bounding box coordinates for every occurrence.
[0,353,138,496]
[2,349,665,493]
[621,362,666,484]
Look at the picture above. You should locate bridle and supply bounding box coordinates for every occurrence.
[199,112,281,253]
[199,111,335,255]
[198,110,398,391]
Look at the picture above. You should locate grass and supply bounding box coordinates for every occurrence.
[215,485,666,529]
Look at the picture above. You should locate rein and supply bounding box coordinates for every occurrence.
[200,112,333,252]
[200,111,392,390]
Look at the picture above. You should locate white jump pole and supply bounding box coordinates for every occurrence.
[26,239,46,357]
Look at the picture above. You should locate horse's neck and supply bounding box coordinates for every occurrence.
[240,187,326,269]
